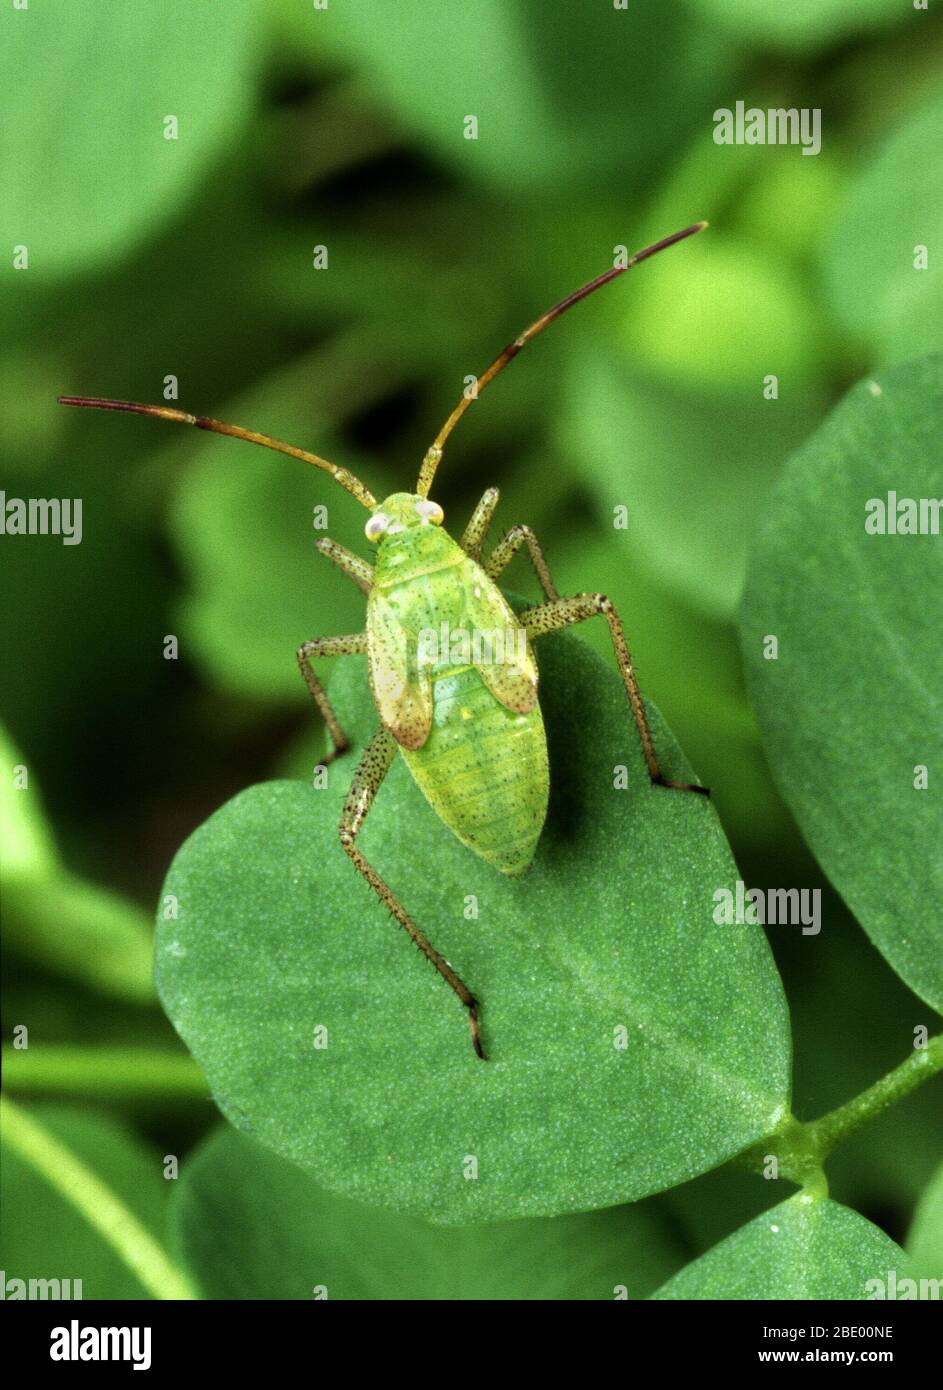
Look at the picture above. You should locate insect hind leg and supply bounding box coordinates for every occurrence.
[339,727,486,1059]
[521,593,709,796]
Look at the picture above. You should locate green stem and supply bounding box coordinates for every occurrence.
[0,1097,197,1300]
[805,1033,943,1159]
[738,1034,943,1194]
[2,1046,208,1099]
[735,1116,829,1196]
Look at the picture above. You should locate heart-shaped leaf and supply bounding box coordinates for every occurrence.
[156,625,789,1222]
[740,356,943,1012]
[172,1127,687,1300]
[652,1195,910,1300]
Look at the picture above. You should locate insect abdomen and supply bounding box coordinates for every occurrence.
[401,667,549,876]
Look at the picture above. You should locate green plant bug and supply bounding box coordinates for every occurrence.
[59,220,710,1059]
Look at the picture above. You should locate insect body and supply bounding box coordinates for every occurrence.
[367,491,548,877]
[60,221,710,1059]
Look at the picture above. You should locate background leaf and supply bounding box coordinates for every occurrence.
[1,726,154,1002]
[620,233,825,398]
[0,1104,173,1299]
[0,724,56,879]
[173,1126,687,1299]
[169,331,402,700]
[684,0,910,53]
[280,0,729,192]
[1,0,260,279]
[156,628,790,1223]
[906,1160,943,1283]
[740,356,943,1012]
[653,1195,909,1299]
[559,349,821,620]
[824,83,943,367]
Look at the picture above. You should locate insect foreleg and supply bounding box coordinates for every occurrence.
[339,727,486,1059]
[521,594,709,796]
[297,632,368,764]
[485,524,560,602]
[314,537,374,595]
[459,487,500,559]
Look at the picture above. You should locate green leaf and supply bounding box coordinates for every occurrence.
[907,1160,943,1283]
[824,84,943,366]
[0,1101,189,1300]
[156,624,790,1223]
[1,0,259,280]
[4,879,155,1005]
[0,725,56,879]
[740,356,943,1012]
[652,1195,910,1300]
[559,347,822,619]
[619,234,826,397]
[685,0,908,52]
[172,1127,687,1299]
[283,0,728,191]
[735,150,847,266]
[0,725,154,1003]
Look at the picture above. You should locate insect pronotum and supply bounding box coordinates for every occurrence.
[60,220,710,1059]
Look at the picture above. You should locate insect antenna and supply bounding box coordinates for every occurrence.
[416,220,708,498]
[56,397,378,509]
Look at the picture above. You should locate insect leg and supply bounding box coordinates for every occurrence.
[297,632,367,765]
[459,487,500,559]
[521,594,709,795]
[339,727,486,1059]
[314,536,374,595]
[485,524,560,602]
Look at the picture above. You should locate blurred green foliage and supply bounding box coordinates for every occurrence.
[2,0,941,1299]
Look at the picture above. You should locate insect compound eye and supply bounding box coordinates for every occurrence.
[415,499,444,525]
[364,512,389,543]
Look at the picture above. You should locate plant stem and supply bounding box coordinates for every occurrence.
[805,1032,943,1159]
[737,1033,943,1193]
[734,1115,829,1196]
[2,1046,208,1099]
[0,1097,197,1300]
